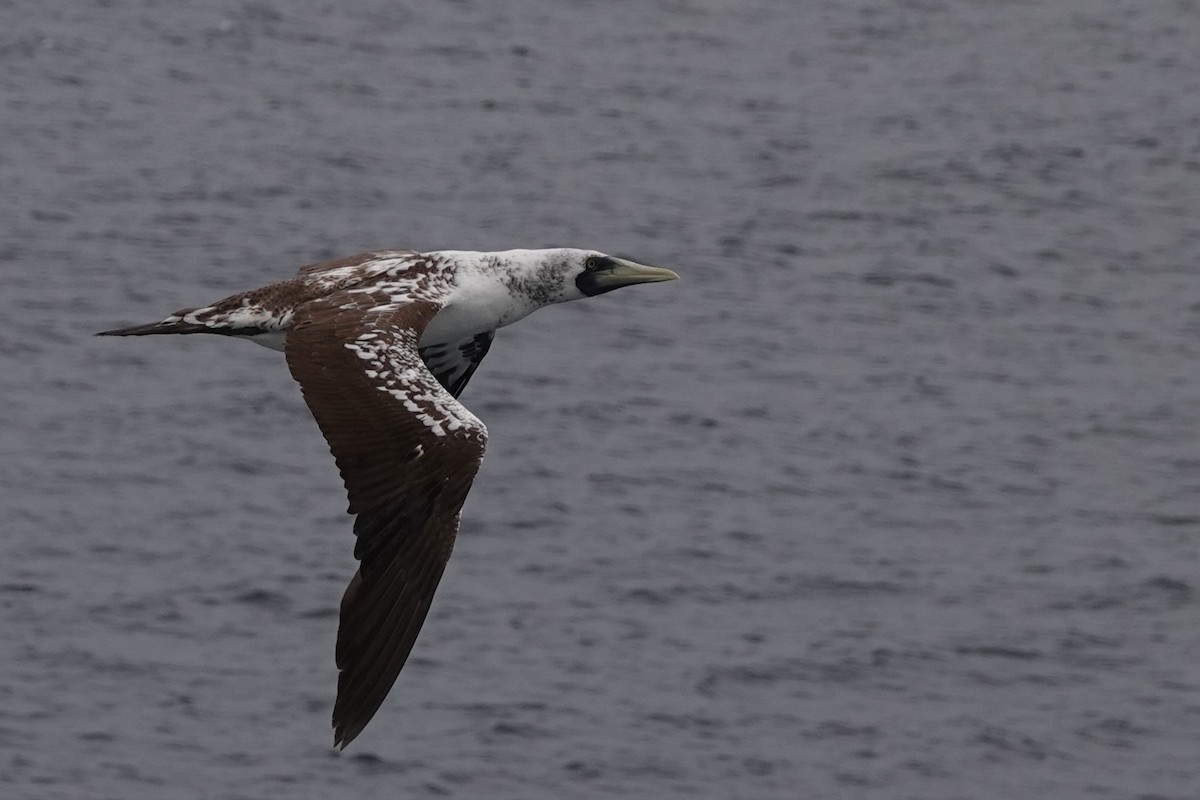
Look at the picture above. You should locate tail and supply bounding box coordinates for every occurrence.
[98,281,302,342]
[96,314,215,338]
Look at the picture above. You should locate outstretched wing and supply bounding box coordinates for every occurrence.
[419,330,496,398]
[284,289,488,749]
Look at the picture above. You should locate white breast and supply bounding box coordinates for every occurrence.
[420,268,539,346]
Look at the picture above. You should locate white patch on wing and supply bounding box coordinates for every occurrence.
[302,251,425,288]
[342,333,484,441]
[180,304,294,340]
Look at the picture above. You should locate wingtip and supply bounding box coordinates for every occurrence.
[333,724,357,750]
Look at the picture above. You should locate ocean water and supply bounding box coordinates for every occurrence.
[3,1,1200,798]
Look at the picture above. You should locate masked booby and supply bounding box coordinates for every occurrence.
[97,248,678,748]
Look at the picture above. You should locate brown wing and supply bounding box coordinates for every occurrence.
[284,290,488,749]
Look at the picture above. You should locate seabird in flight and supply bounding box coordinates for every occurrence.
[98,248,678,748]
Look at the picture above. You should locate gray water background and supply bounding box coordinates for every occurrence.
[3,1,1200,798]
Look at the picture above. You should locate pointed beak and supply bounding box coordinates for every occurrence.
[578,256,680,296]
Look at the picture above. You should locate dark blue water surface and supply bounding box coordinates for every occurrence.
[3,1,1200,797]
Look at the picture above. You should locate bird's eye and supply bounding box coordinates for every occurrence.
[585,258,598,271]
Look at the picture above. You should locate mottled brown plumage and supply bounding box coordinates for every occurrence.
[97,247,678,748]
[286,292,486,747]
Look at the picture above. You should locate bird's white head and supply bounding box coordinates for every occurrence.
[427,248,679,338]
[495,248,680,306]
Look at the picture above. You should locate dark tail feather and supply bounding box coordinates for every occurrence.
[96,319,212,337]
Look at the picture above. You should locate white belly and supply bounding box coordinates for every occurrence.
[248,331,287,351]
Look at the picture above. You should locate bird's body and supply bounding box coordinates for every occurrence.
[98,247,677,748]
